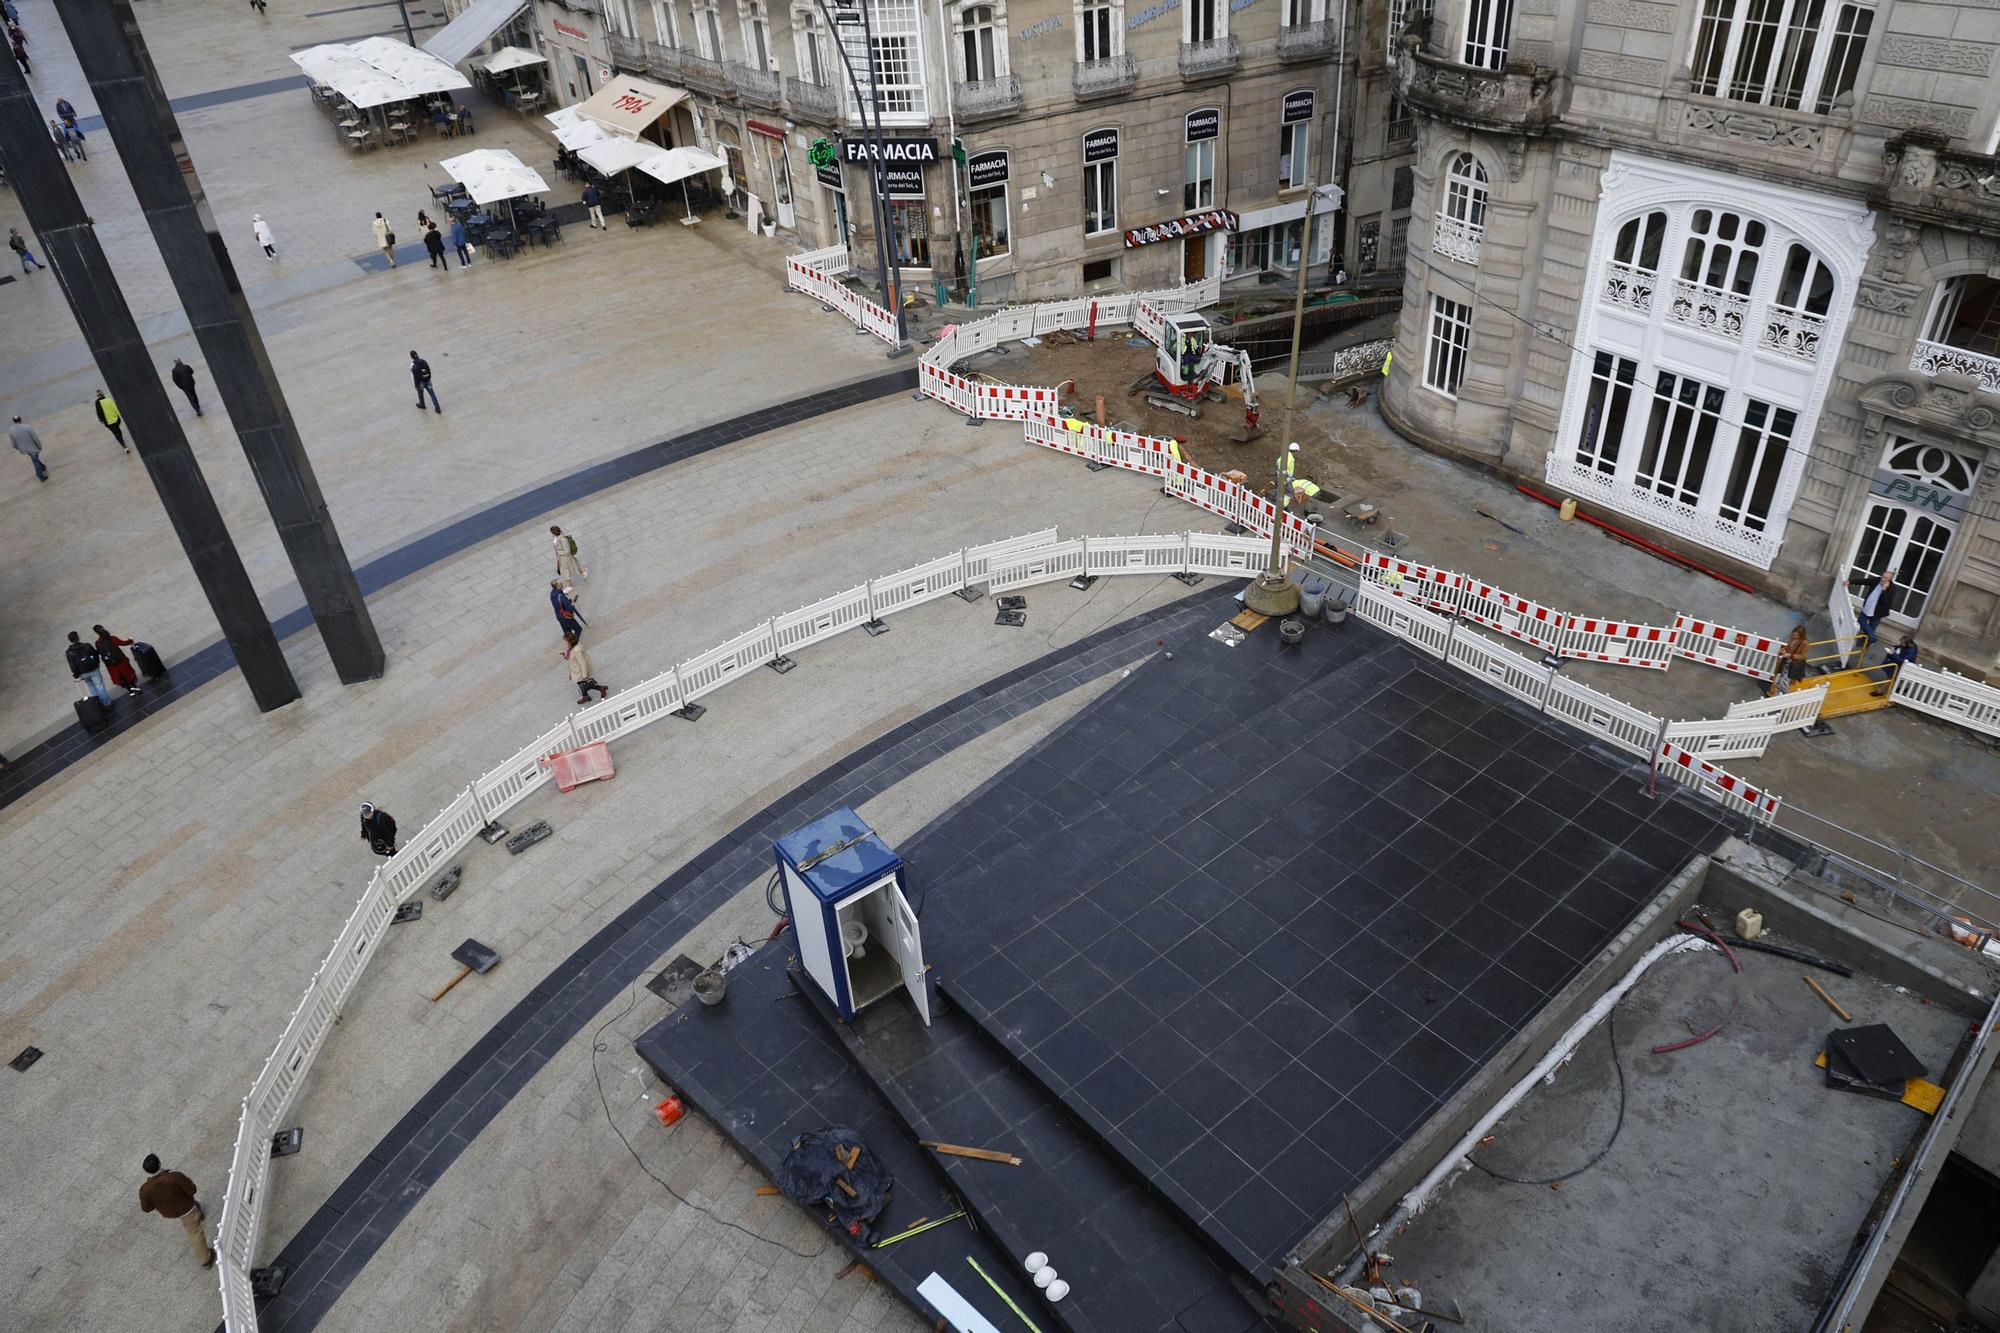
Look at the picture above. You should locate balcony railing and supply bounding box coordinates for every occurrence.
[727,61,783,108]
[1911,338,2000,394]
[607,33,645,72]
[681,52,730,96]
[1392,40,1560,134]
[1601,260,1655,314]
[1073,53,1137,100]
[1666,279,1749,341]
[954,73,1021,122]
[647,42,684,82]
[1178,35,1240,79]
[1760,306,1825,364]
[1278,18,1338,61]
[1432,215,1482,265]
[786,76,839,122]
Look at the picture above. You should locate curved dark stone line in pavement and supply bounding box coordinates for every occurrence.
[0,367,916,813]
[232,584,1233,1333]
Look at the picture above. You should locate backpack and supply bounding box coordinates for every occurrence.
[565,535,578,555]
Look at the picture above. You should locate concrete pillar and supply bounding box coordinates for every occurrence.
[0,49,299,711]
[62,0,385,686]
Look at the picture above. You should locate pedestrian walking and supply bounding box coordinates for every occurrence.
[372,211,397,266]
[410,349,441,413]
[423,221,448,270]
[1849,567,1897,644]
[563,632,608,703]
[252,213,276,259]
[50,118,72,162]
[54,96,75,128]
[552,524,587,584]
[583,182,605,230]
[448,216,472,267]
[10,226,46,272]
[93,625,143,696]
[10,29,28,76]
[66,630,112,707]
[2,2,20,28]
[10,415,47,481]
[62,121,85,159]
[1765,625,1811,698]
[170,358,202,415]
[139,1155,216,1270]
[359,802,397,855]
[551,580,586,639]
[94,390,128,451]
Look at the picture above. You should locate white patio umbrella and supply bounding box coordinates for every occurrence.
[545,104,615,152]
[482,45,546,73]
[635,145,727,224]
[349,36,473,97]
[439,147,550,205]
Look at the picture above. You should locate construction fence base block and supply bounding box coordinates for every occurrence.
[768,655,797,674]
[995,610,1027,627]
[910,391,927,402]
[1224,523,1249,536]
[392,902,423,924]
[995,595,1027,611]
[671,703,706,722]
[429,865,463,901]
[862,619,891,637]
[506,820,554,854]
[1803,721,1837,738]
[1172,572,1203,586]
[1069,574,1099,591]
[965,417,984,427]
[1085,460,1111,472]
[819,303,834,313]
[886,344,912,359]
[477,822,509,845]
[954,586,983,602]
[271,1127,304,1158]
[250,1264,291,1300]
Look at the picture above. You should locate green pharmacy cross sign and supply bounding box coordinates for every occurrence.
[807,137,838,170]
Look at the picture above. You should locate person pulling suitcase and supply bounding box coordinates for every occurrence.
[66,630,112,731]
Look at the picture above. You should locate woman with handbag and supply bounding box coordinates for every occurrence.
[93,624,142,695]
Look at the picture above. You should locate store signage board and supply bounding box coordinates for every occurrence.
[1185,106,1220,143]
[1124,208,1237,248]
[841,137,939,163]
[1283,88,1315,123]
[1083,127,1119,162]
[967,150,1009,187]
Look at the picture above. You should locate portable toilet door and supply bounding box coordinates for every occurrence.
[773,809,930,1026]
[889,879,929,1026]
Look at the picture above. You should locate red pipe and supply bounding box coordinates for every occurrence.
[1515,485,1757,594]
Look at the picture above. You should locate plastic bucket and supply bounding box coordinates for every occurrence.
[1299,574,1327,619]
[693,970,726,1007]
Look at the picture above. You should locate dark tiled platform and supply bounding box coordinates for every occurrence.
[635,955,1044,1331]
[927,615,1735,1280]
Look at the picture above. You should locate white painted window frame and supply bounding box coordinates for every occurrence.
[1075,0,1123,61]
[1183,0,1227,47]
[1425,292,1472,397]
[954,0,1009,81]
[1688,0,1877,113]
[1462,0,1512,70]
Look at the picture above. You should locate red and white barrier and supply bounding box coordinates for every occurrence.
[1558,617,1677,669]
[1671,615,1781,682]
[1656,740,1783,823]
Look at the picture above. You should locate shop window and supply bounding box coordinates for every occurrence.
[1085,155,1117,235]
[1575,351,1639,478]
[1184,138,1215,210]
[1279,120,1308,189]
[1463,0,1513,70]
[1690,0,1875,113]
[1425,293,1471,396]
[889,199,930,265]
[1357,216,1380,272]
[970,179,1009,258]
[1635,371,1727,508]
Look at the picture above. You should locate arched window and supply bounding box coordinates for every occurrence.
[1433,152,1486,265]
[1762,242,1834,361]
[1669,208,1765,339]
[1603,211,1666,312]
[959,3,1000,80]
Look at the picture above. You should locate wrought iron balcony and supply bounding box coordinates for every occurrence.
[1666,278,1749,341]
[646,42,684,83]
[1073,53,1137,101]
[1760,306,1825,364]
[727,61,783,109]
[1911,338,2000,394]
[786,76,839,122]
[680,53,731,97]
[1392,39,1560,135]
[1178,35,1240,80]
[1278,18,1337,61]
[608,33,645,73]
[954,74,1021,123]
[1601,260,1655,314]
[1431,215,1482,265]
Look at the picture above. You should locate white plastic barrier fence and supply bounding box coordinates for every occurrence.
[1545,675,1664,761]
[1724,681,1828,730]
[1556,616,1678,669]
[775,583,876,654]
[964,528,1058,586]
[677,621,780,701]
[1447,627,1557,709]
[988,538,1087,592]
[870,551,972,619]
[1084,533,1191,576]
[1671,614,1781,682]
[1656,740,1783,823]
[1354,581,1453,660]
[1187,532,1275,577]
[1662,715,1779,761]
[1890,663,2000,738]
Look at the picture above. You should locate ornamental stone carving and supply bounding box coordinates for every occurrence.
[1876,35,1994,77]
[1683,104,1822,150]
[1863,96,1974,137]
[1584,0,1676,29]
[1859,376,2000,436]
[1578,52,1664,84]
[1968,405,1999,434]
[1855,280,1917,315]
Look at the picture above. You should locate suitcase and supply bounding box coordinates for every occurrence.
[132,642,167,680]
[75,694,109,733]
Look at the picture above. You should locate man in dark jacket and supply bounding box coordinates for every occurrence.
[1849,567,1896,644]
[410,349,440,413]
[360,802,397,855]
[551,580,586,639]
[139,1154,215,1269]
[423,221,449,271]
[583,182,605,229]
[66,630,111,707]
[170,357,201,415]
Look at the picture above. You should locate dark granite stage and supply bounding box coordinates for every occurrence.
[640,601,1736,1331]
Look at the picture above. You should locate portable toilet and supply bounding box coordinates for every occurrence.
[774,808,930,1026]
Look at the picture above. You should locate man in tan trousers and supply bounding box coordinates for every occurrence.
[139,1153,216,1268]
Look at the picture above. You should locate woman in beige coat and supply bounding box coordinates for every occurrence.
[563,631,607,704]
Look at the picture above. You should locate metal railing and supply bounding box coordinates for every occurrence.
[680,52,730,96]
[1432,214,1483,265]
[1178,35,1240,78]
[646,41,684,82]
[953,73,1021,122]
[1073,53,1137,99]
[607,33,645,71]
[786,75,839,121]
[726,60,782,108]
[1910,337,2000,393]
[1278,17,1338,60]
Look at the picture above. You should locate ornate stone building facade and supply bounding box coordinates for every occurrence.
[1371,0,2000,673]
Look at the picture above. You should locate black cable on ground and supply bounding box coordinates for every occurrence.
[589,980,827,1260]
[1466,1006,1629,1187]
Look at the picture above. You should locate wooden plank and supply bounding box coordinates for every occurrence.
[1804,975,1853,1022]
[919,1139,1023,1166]
[1229,609,1269,632]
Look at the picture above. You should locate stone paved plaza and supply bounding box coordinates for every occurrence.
[4,3,2000,1332]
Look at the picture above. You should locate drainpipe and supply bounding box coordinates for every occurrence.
[1322,0,1347,275]
[934,0,964,305]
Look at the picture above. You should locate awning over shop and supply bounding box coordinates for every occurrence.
[423,0,528,67]
[290,37,470,108]
[1235,184,1342,235]
[439,147,550,204]
[481,45,546,74]
[573,75,688,138]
